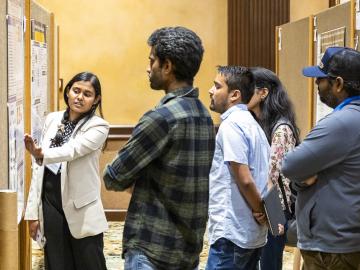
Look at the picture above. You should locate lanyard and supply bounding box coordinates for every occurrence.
[334,96,360,111]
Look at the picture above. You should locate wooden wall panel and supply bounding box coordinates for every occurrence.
[100,126,133,221]
[21,0,32,269]
[329,0,337,6]
[49,13,55,111]
[228,0,290,71]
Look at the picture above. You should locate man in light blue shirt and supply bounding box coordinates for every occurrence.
[206,66,270,270]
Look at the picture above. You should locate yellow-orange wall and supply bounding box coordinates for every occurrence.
[35,0,227,124]
[290,0,329,22]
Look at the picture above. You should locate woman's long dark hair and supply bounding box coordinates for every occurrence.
[250,67,300,144]
[63,72,104,132]
[63,71,107,149]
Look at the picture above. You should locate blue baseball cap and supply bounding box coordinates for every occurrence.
[302,46,360,80]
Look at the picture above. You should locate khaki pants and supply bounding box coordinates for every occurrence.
[301,250,360,270]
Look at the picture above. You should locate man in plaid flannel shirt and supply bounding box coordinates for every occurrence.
[103,26,215,270]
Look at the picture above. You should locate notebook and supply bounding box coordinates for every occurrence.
[262,185,286,236]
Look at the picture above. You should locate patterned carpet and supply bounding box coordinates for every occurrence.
[32,222,295,270]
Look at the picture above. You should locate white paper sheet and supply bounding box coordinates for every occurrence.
[315,27,346,123]
[7,11,25,224]
[31,40,48,144]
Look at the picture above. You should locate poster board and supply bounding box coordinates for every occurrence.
[30,0,52,110]
[30,1,53,146]
[0,0,8,189]
[7,0,25,224]
[277,17,313,139]
[315,27,346,121]
[313,1,352,123]
[30,19,48,143]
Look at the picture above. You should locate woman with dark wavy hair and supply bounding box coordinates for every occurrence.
[24,72,109,270]
[248,67,300,270]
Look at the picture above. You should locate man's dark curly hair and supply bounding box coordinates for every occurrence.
[217,66,255,103]
[147,26,204,84]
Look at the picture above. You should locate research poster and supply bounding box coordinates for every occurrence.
[7,0,23,18]
[31,20,48,145]
[315,27,346,122]
[7,0,25,223]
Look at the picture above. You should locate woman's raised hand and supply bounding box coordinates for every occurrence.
[24,134,44,162]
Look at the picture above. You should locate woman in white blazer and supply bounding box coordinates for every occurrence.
[24,72,109,270]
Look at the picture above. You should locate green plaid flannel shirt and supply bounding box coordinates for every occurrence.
[103,87,215,269]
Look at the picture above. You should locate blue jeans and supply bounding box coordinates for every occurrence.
[206,238,262,270]
[124,249,199,270]
[260,229,286,270]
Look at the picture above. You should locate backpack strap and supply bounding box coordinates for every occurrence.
[271,118,296,141]
[277,174,293,220]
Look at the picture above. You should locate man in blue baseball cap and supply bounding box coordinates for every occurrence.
[282,46,360,270]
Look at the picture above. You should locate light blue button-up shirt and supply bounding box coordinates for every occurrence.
[208,104,270,249]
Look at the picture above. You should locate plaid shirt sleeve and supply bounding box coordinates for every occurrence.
[103,110,170,191]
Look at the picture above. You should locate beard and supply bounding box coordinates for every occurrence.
[209,99,215,111]
[209,98,227,114]
[150,80,162,90]
[149,72,163,90]
[319,89,338,109]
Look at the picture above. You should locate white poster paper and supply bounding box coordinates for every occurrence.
[356,0,360,31]
[31,40,48,144]
[8,102,17,192]
[15,103,24,223]
[7,0,23,19]
[7,15,24,102]
[8,102,25,223]
[315,27,346,123]
[7,11,25,223]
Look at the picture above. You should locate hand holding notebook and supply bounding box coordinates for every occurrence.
[262,185,286,236]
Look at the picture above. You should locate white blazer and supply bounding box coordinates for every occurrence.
[24,111,109,239]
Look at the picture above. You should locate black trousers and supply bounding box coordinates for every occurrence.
[42,167,107,270]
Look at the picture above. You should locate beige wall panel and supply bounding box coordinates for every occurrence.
[315,2,352,46]
[278,17,312,139]
[100,140,132,210]
[290,0,328,22]
[0,0,8,188]
[35,0,227,125]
